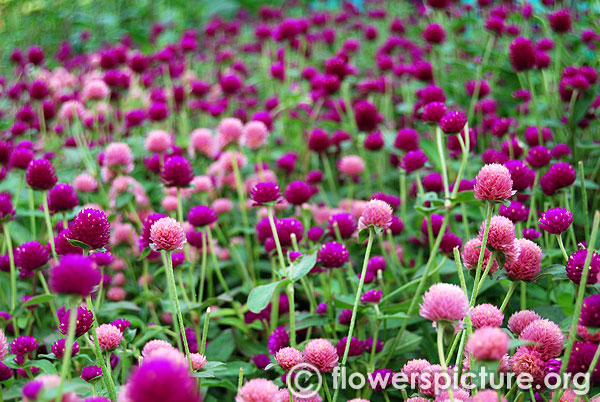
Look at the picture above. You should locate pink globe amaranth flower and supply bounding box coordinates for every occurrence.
[509,37,536,72]
[235,378,279,402]
[26,159,58,190]
[337,155,365,177]
[508,310,542,337]
[47,183,79,214]
[401,359,431,387]
[190,128,218,158]
[49,255,101,297]
[217,117,244,148]
[275,346,303,371]
[474,163,514,201]
[189,353,207,371]
[150,217,186,251]
[107,286,126,301]
[358,199,393,231]
[462,238,499,274]
[520,319,564,360]
[439,110,467,134]
[81,79,110,101]
[142,339,174,358]
[73,173,98,192]
[161,156,194,188]
[470,304,504,328]
[479,215,516,251]
[303,338,339,372]
[505,238,542,281]
[419,283,469,322]
[68,208,111,250]
[145,130,172,153]
[51,338,80,359]
[472,390,507,402]
[240,121,268,150]
[95,324,123,351]
[466,327,509,361]
[405,399,429,402]
[213,198,234,214]
[16,241,49,272]
[104,142,134,171]
[0,329,7,360]
[278,389,322,402]
[510,346,546,385]
[566,249,600,285]
[251,181,281,206]
[539,207,573,235]
[318,241,349,268]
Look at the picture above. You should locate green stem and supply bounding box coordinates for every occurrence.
[206,226,231,295]
[500,281,520,312]
[4,225,17,316]
[437,323,455,402]
[579,161,590,243]
[28,189,37,239]
[435,126,450,201]
[42,191,58,261]
[556,235,569,262]
[56,300,78,402]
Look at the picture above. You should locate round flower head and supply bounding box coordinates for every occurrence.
[189,353,207,371]
[275,346,303,371]
[242,120,269,149]
[150,217,187,251]
[541,162,576,195]
[354,100,382,132]
[520,319,564,360]
[284,181,313,205]
[358,199,393,230]
[145,130,172,153]
[548,9,571,33]
[462,238,499,274]
[419,283,469,322]
[499,201,529,223]
[278,389,322,402]
[472,390,507,402]
[95,324,123,351]
[338,155,365,177]
[394,128,419,151]
[401,149,427,173]
[479,216,516,251]
[10,336,39,355]
[81,365,103,382]
[104,142,134,171]
[336,337,364,357]
[15,241,49,272]
[47,183,79,214]
[526,146,552,168]
[59,306,94,336]
[161,156,194,187]
[68,208,111,250]
[0,329,7,360]
[509,37,536,72]
[580,294,600,328]
[251,182,281,206]
[217,117,244,148]
[466,327,509,361]
[510,346,546,385]
[235,378,279,402]
[328,213,357,239]
[126,357,200,402]
[401,359,431,386]
[49,254,101,296]
[471,304,504,328]
[539,207,573,235]
[474,164,514,201]
[566,249,600,285]
[10,147,34,170]
[73,173,98,193]
[187,205,218,227]
[508,310,542,336]
[439,111,467,134]
[0,193,14,221]
[505,238,542,281]
[318,242,349,268]
[275,218,304,246]
[267,326,289,354]
[303,338,339,372]
[51,338,80,358]
[502,160,534,191]
[142,339,174,358]
[361,289,382,304]
[26,159,58,190]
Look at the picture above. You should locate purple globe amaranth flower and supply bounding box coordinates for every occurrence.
[51,338,80,358]
[522,228,541,240]
[81,365,103,382]
[548,9,571,33]
[394,128,419,151]
[354,100,382,132]
[10,336,39,355]
[336,336,364,357]
[509,37,536,72]
[267,326,289,354]
[338,308,353,325]
[526,146,551,169]
[580,294,600,328]
[15,241,49,272]
[250,181,281,206]
[9,147,34,170]
[540,162,576,195]
[440,232,463,255]
[361,289,382,303]
[318,241,349,268]
[504,160,535,191]
[161,156,194,187]
[0,193,15,221]
[68,208,111,250]
[401,149,427,173]
[275,218,304,246]
[499,201,529,223]
[328,213,357,239]
[252,354,271,370]
[49,254,101,297]
[538,207,573,235]
[566,249,600,285]
[47,183,79,214]
[439,111,467,134]
[187,205,217,227]
[26,159,58,190]
[422,102,447,123]
[59,306,94,336]
[284,181,313,205]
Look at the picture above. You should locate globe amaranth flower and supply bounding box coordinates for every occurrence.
[548,9,571,33]
[420,283,469,322]
[251,181,282,206]
[284,181,313,205]
[0,193,15,221]
[81,365,103,382]
[303,338,339,372]
[59,306,94,336]
[520,319,564,360]
[47,183,79,214]
[353,100,382,132]
[49,254,101,297]
[526,146,552,169]
[235,378,279,402]
[160,156,194,187]
[358,199,393,231]
[511,346,546,385]
[187,205,218,227]
[567,342,600,383]
[474,163,514,201]
[580,294,600,328]
[504,160,535,191]
[505,238,542,282]
[96,324,123,351]
[509,37,536,72]
[361,289,382,304]
[462,238,499,274]
[479,215,516,251]
[10,336,39,355]
[439,110,467,134]
[67,208,111,250]
[15,241,49,272]
[189,353,207,371]
[317,241,349,268]
[466,327,509,361]
[394,128,419,151]
[566,249,600,285]
[328,213,357,239]
[26,158,58,190]
[507,310,542,337]
[150,217,186,251]
[267,326,289,354]
[337,155,365,177]
[540,162,576,196]
[275,218,304,247]
[538,207,573,235]
[400,149,427,173]
[499,200,529,223]
[51,338,80,358]
[336,336,365,358]
[470,304,504,328]
[274,346,303,371]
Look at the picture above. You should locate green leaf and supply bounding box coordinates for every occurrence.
[29,359,57,374]
[358,228,370,244]
[23,294,55,307]
[67,238,91,250]
[509,339,536,350]
[247,280,289,313]
[292,253,317,281]
[206,330,235,362]
[115,192,134,209]
[137,247,152,261]
[450,190,477,204]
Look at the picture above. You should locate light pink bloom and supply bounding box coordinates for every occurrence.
[358,199,393,230]
[242,120,269,149]
[303,338,339,372]
[466,327,509,360]
[73,173,98,192]
[190,353,207,371]
[142,339,174,358]
[337,155,365,177]
[474,163,514,201]
[95,324,123,350]
[419,283,469,322]
[470,304,504,328]
[217,117,244,148]
[235,378,279,402]
[150,217,187,251]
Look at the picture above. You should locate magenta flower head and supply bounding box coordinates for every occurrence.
[541,162,576,195]
[548,9,571,33]
[538,207,573,235]
[26,159,58,190]
[479,216,516,251]
[318,241,349,268]
[150,217,186,251]
[251,181,281,206]
[420,283,469,323]
[470,304,504,329]
[580,294,600,329]
[519,319,564,360]
[59,306,94,336]
[466,327,509,361]
[236,378,279,402]
[267,326,289,354]
[284,181,313,205]
[474,163,514,201]
[358,199,393,231]
[187,205,218,227]
[126,357,200,402]
[303,338,339,372]
[161,156,194,188]
[10,336,39,355]
[421,102,447,123]
[47,183,79,214]
[566,249,600,285]
[15,241,49,272]
[0,193,15,221]
[526,146,551,169]
[439,111,467,134]
[401,149,427,173]
[328,213,357,239]
[354,100,382,132]
[81,365,103,382]
[274,346,303,371]
[508,310,541,337]
[49,254,101,297]
[394,128,419,151]
[509,37,536,72]
[510,346,545,385]
[361,289,382,304]
[504,160,535,191]
[68,208,111,250]
[51,338,80,359]
[505,238,542,282]
[9,147,34,170]
[499,200,529,223]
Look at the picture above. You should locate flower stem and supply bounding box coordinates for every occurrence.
[556,234,569,262]
[56,300,79,402]
[4,225,17,324]
[42,191,58,261]
[500,281,520,313]
[435,126,450,201]
[28,188,37,239]
[437,323,455,402]
[470,202,494,307]
[206,226,231,295]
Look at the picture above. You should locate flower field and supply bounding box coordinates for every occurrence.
[0,1,599,401]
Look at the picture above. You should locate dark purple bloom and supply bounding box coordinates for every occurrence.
[318,241,349,268]
[59,305,94,336]
[10,336,39,355]
[47,183,79,214]
[394,128,419,151]
[328,213,357,239]
[526,146,551,169]
[26,159,58,190]
[421,102,447,123]
[401,149,427,173]
[50,254,101,296]
[0,362,13,381]
[110,318,131,332]
[538,207,573,235]
[251,182,281,206]
[440,111,467,134]
[440,232,463,255]
[68,208,111,250]
[252,354,271,369]
[369,368,395,390]
[361,289,382,303]
[509,37,536,72]
[523,228,541,240]
[275,218,304,247]
[500,201,530,223]
[187,205,218,227]
[15,241,49,271]
[51,338,80,358]
[580,294,600,328]
[336,336,364,357]
[338,309,353,325]
[504,160,535,191]
[354,100,382,132]
[267,326,289,354]
[566,249,600,285]
[284,181,313,205]
[161,156,194,187]
[9,147,34,170]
